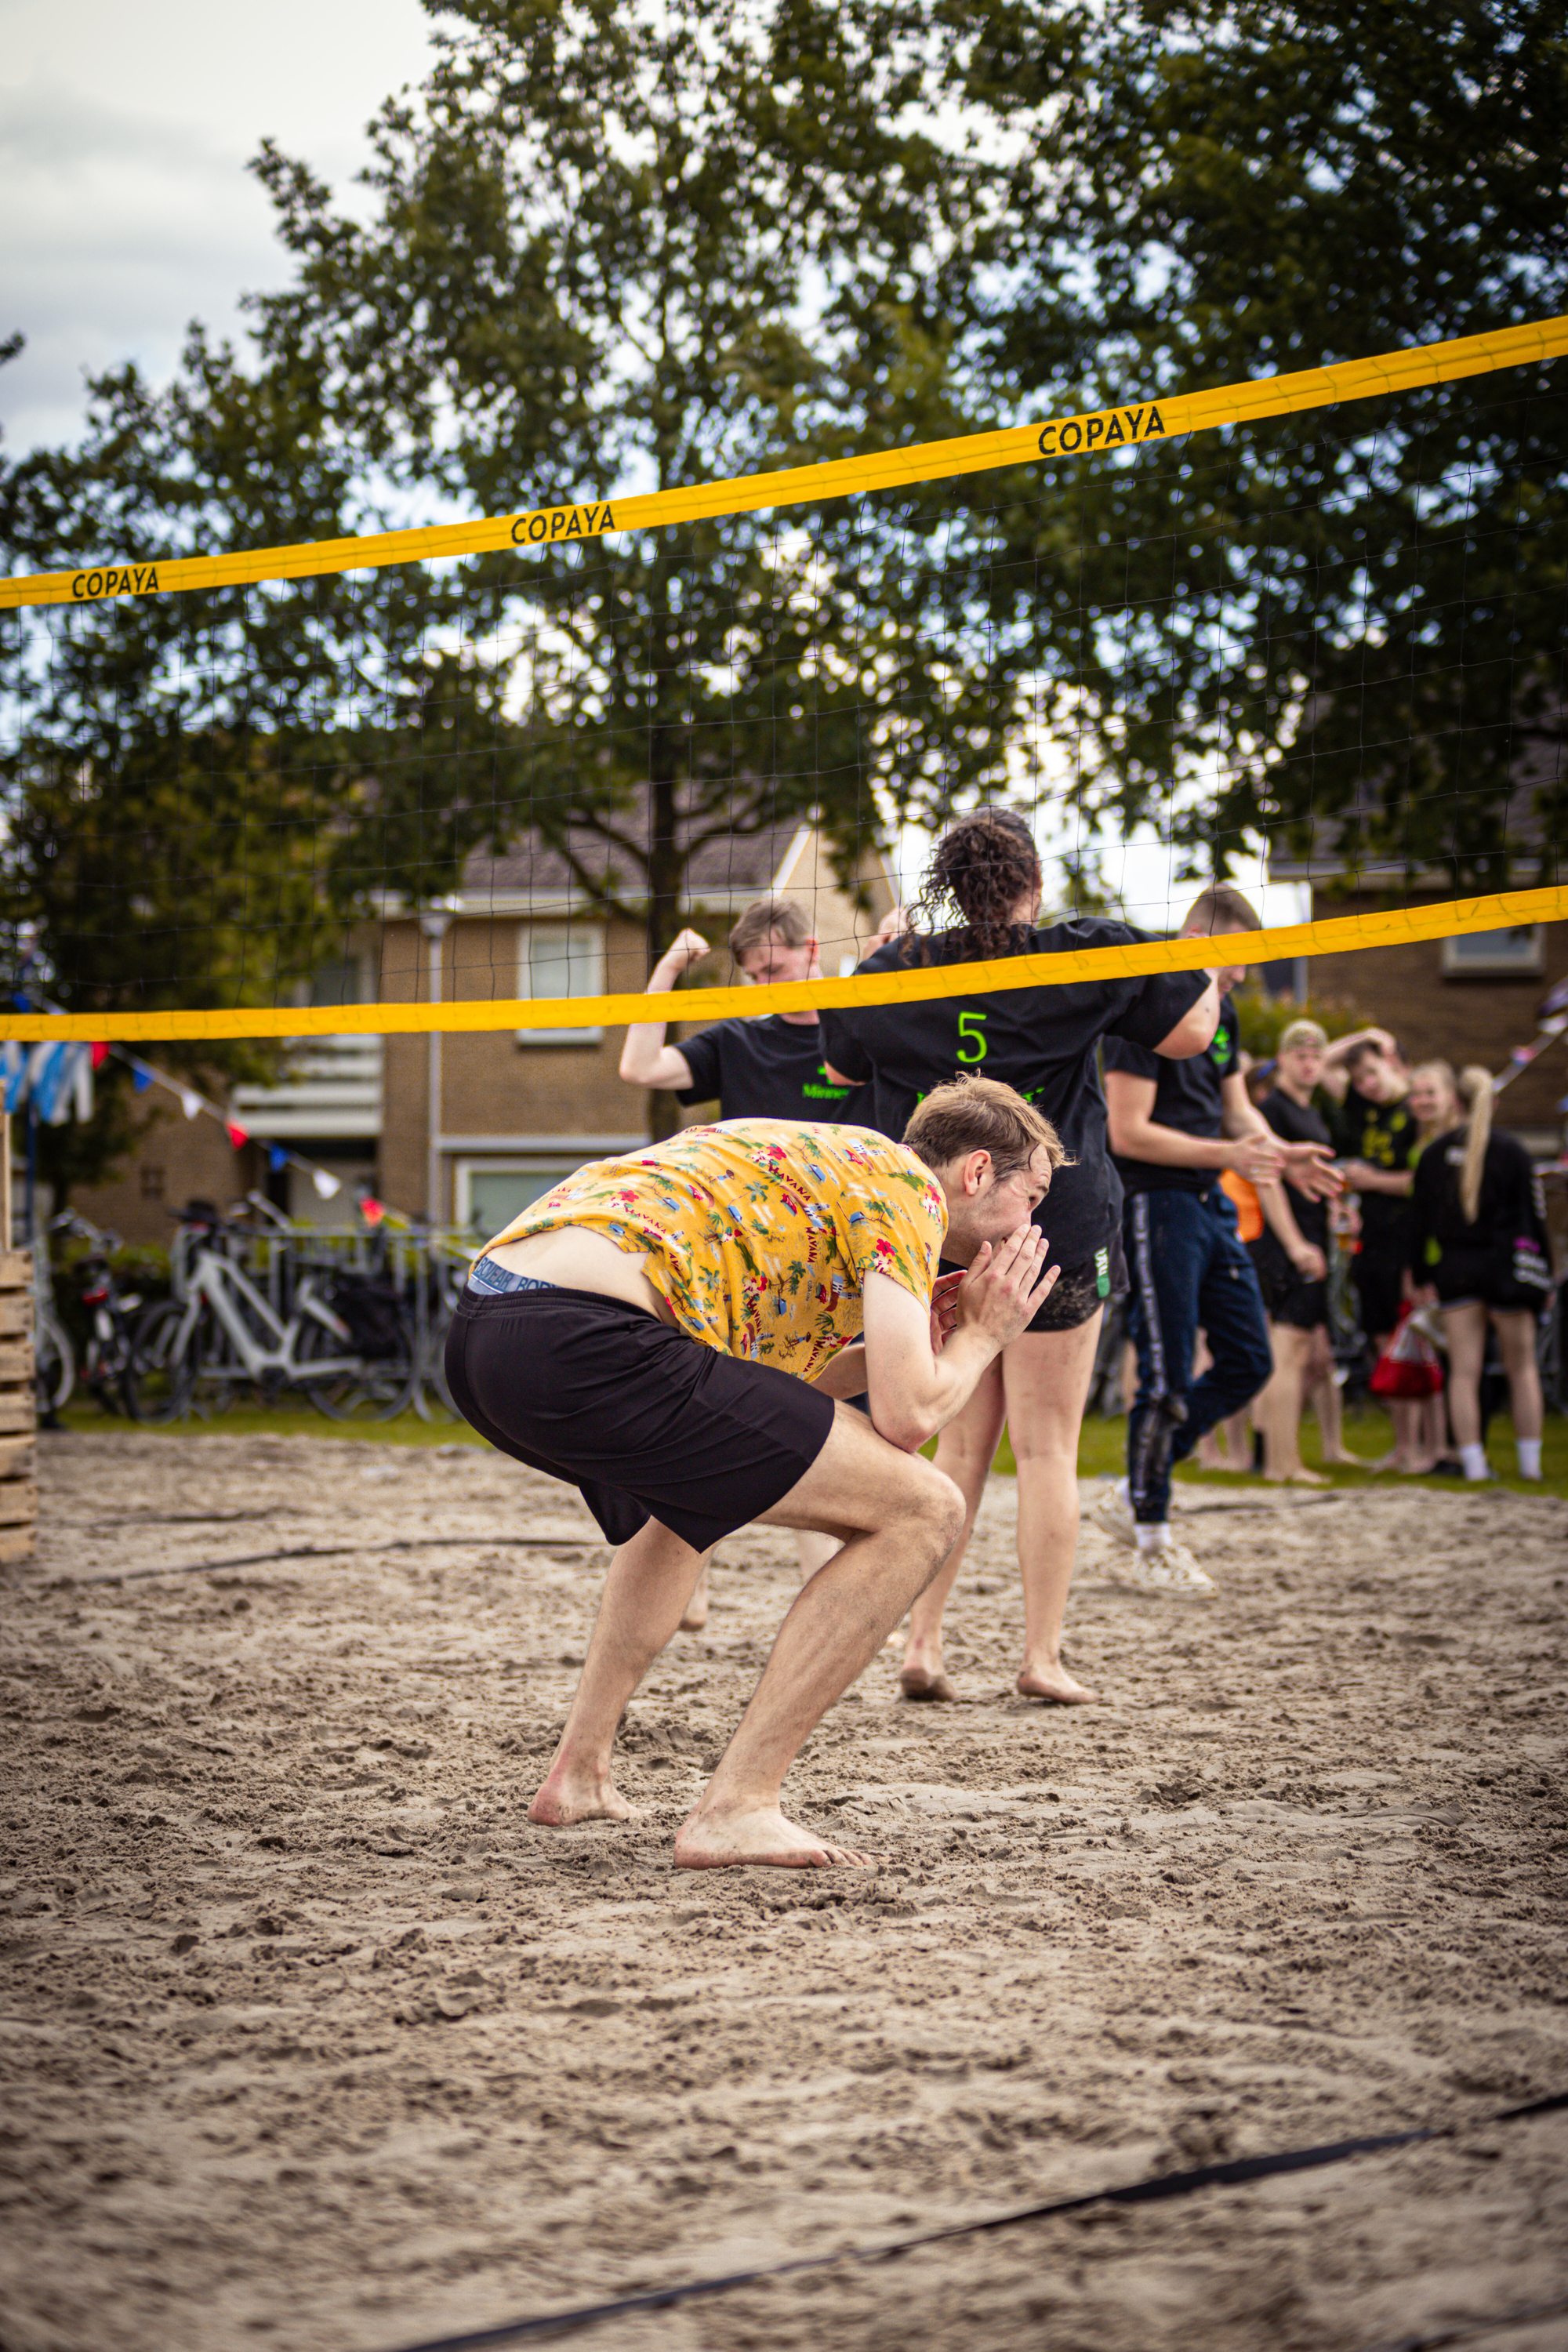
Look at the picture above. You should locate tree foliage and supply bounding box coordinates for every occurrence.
[969,0,1568,894]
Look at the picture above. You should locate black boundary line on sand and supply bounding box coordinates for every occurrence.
[380,2094,1568,2352]
[1352,2292,1568,2352]
[44,1536,606,1588]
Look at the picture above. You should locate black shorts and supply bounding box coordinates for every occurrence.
[445,1286,835,1554]
[935,1227,1126,1339]
[1352,1250,1406,1344]
[1247,1240,1328,1332]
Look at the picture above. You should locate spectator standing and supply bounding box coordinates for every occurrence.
[1410,1064,1550,1482]
[1334,1042,1424,1469]
[1102,902,1341,1570]
[1251,1021,1365,1481]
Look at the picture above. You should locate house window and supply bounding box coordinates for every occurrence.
[1440,927,1544,978]
[456,1158,586,1236]
[516,922,605,1044]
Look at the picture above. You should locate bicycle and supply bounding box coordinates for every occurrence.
[125,1203,415,1424]
[31,1217,75,1417]
[54,1213,145,1417]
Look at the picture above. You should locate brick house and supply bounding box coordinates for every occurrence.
[73,815,898,1245]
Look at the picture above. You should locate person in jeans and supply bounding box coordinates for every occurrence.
[1099,893,1341,1587]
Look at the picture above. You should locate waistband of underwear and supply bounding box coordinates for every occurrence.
[466,1257,560,1296]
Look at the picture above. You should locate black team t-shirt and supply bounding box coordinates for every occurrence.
[1102,1000,1242,1195]
[675,1015,863,1123]
[1335,1091,1417,1253]
[1258,1087,1332,1255]
[818,918,1209,1269]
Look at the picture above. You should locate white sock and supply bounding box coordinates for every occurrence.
[1134,1523,1171,1555]
[1115,1476,1131,1507]
[1517,1438,1542,1479]
[1459,1442,1490,1481]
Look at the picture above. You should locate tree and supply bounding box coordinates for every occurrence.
[245,0,1029,995]
[0,336,521,1188]
[963,0,1568,895]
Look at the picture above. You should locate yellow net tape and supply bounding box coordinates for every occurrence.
[2,313,1564,612]
[3,887,1562,1044]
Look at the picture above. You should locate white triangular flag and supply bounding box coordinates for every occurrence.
[180,1089,202,1120]
[312,1167,341,1200]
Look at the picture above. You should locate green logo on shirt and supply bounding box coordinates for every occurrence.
[1095,1246,1110,1298]
[1209,1021,1232,1065]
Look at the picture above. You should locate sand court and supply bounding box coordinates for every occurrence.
[1,1429,1565,2351]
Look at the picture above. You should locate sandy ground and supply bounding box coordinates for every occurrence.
[1,1428,1566,2352]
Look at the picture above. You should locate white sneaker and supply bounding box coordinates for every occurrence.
[1092,1482,1138,1547]
[1110,1542,1218,1597]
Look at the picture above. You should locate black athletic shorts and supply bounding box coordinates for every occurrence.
[445,1285,835,1554]
[933,1226,1125,1341]
[1351,1250,1405,1345]
[1247,1240,1327,1332]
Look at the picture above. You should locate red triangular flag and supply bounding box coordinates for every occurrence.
[90,1043,110,1069]
[226,1121,249,1149]
[359,1195,387,1227]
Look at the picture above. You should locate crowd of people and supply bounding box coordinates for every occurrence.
[443,809,1556,1868]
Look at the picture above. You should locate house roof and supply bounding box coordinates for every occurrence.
[459,786,891,911]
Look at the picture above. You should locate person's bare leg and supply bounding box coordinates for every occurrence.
[1493,1307,1544,1446]
[1259,1323,1323,1482]
[898,1361,1006,1700]
[1210,1405,1252,1470]
[1009,1315,1102,1703]
[677,1409,964,1870]
[684,1527,840,1637]
[1313,1330,1364,1465]
[795,1528,843,1581]
[529,1520,713,1826]
[1441,1302,1487,1452]
[680,1561,712,1632]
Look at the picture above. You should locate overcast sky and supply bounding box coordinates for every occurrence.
[0,0,442,454]
[0,3,1302,925]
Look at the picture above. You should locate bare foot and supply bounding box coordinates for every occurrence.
[1323,1450,1368,1468]
[527,1764,640,1828]
[1016,1661,1099,1704]
[898,1665,958,1702]
[1265,1465,1329,1486]
[675,1802,877,1871]
[680,1566,710,1633]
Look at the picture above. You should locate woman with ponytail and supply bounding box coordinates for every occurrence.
[1410,1063,1551,1481]
[819,809,1228,1699]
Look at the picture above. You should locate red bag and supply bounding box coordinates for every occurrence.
[1370,1305,1443,1399]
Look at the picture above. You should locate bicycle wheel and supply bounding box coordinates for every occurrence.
[124,1300,197,1424]
[296,1311,418,1423]
[34,1307,75,1413]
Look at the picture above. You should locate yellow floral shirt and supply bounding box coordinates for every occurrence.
[488,1120,946,1381]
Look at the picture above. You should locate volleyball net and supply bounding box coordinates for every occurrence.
[0,312,1564,1050]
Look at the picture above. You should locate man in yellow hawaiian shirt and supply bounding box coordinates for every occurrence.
[445,1076,1063,1871]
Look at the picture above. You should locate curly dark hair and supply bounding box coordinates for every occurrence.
[902,809,1043,964]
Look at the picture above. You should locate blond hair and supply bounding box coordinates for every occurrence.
[903,1075,1066,1180]
[1455,1064,1495,1225]
[1279,1018,1328,1054]
[728,893,815,964]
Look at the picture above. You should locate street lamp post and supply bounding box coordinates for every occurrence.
[419,906,456,1224]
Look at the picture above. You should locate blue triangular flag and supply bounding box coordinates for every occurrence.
[269,1145,289,1174]
[132,1064,154,1093]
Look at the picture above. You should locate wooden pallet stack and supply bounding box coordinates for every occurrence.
[0,1126,36,1562]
